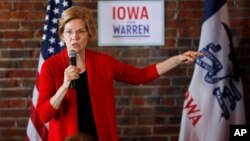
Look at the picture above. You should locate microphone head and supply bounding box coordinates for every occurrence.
[68,50,76,58]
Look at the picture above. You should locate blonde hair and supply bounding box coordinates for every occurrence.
[59,6,97,41]
[64,133,94,141]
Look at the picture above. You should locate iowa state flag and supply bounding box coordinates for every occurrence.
[179,0,246,141]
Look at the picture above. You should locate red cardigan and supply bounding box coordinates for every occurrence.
[37,48,159,141]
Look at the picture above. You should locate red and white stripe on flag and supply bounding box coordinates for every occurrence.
[26,0,72,140]
[179,0,246,141]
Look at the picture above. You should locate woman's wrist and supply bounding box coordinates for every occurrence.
[62,81,70,90]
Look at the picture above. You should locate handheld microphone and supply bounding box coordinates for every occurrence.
[68,50,76,88]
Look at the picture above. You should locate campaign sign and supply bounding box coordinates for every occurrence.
[98,0,164,46]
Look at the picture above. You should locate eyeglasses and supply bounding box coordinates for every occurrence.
[64,28,88,37]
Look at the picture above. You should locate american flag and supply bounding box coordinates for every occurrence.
[26,0,72,140]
